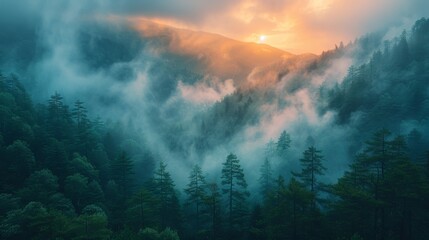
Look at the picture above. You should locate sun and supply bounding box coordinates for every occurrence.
[258,35,267,43]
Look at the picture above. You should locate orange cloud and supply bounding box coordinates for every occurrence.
[123,0,428,54]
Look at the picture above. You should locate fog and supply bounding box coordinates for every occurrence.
[1,0,428,196]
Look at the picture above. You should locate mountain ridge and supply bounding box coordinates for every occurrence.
[131,19,317,86]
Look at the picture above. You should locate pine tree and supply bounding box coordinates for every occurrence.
[205,182,222,240]
[364,129,391,240]
[276,131,291,157]
[221,153,249,234]
[46,92,73,140]
[72,100,93,155]
[365,128,391,179]
[294,147,326,193]
[184,164,206,233]
[264,140,276,159]
[72,100,88,128]
[330,154,374,239]
[152,161,181,230]
[259,158,273,201]
[286,177,313,240]
[110,151,134,197]
[265,175,287,240]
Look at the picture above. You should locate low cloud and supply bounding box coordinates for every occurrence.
[177,78,235,105]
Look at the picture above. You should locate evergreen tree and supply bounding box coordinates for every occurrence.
[184,164,206,234]
[265,176,287,240]
[2,140,35,189]
[152,161,181,230]
[72,100,88,128]
[110,151,134,197]
[285,177,314,240]
[276,131,291,157]
[42,138,69,181]
[364,129,391,240]
[46,92,73,140]
[264,140,276,159]
[330,154,374,239]
[205,182,222,240]
[125,187,160,230]
[66,204,111,239]
[393,31,410,68]
[18,169,59,205]
[294,146,326,193]
[64,173,89,212]
[221,153,249,237]
[248,204,265,240]
[259,158,273,201]
[365,128,391,179]
[72,100,93,155]
[67,153,98,180]
[108,151,135,229]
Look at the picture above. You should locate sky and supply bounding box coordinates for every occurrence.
[113,0,429,54]
[2,0,428,54]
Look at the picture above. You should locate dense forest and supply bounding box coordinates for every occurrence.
[1,70,429,240]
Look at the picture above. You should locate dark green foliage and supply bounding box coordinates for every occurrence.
[259,158,273,201]
[138,227,180,240]
[72,100,96,156]
[65,204,112,239]
[0,75,156,238]
[330,130,429,240]
[68,153,98,180]
[18,169,59,204]
[1,140,34,189]
[322,18,429,141]
[221,153,249,237]
[110,151,135,197]
[46,92,73,141]
[0,193,20,217]
[294,146,326,193]
[150,161,181,230]
[184,164,206,234]
[64,173,90,212]
[125,188,159,230]
[204,182,222,240]
[42,138,69,181]
[264,176,316,240]
[248,204,265,240]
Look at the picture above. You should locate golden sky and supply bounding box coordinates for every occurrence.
[122,0,427,54]
[3,0,424,54]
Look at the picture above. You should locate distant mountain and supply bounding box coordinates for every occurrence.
[131,20,317,88]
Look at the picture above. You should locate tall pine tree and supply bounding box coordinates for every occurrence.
[184,164,207,234]
[294,147,326,193]
[221,153,249,237]
[259,158,273,201]
[152,161,181,230]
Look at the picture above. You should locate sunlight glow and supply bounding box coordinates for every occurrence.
[259,35,267,43]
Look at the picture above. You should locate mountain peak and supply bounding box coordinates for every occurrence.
[131,19,299,83]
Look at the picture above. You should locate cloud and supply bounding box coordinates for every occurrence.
[3,0,427,54]
[114,0,429,53]
[177,78,235,105]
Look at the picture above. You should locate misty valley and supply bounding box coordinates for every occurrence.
[1,2,429,240]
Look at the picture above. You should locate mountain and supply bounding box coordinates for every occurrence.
[132,19,311,86]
